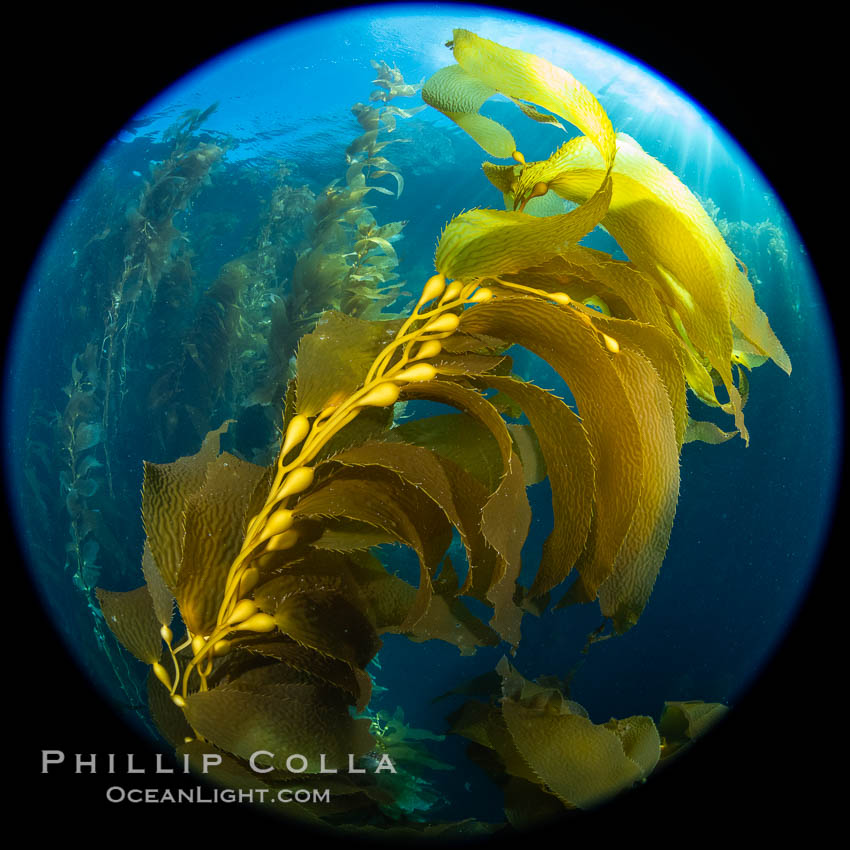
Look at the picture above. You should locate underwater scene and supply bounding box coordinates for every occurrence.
[6,3,843,840]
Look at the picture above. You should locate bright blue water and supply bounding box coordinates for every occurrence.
[4,2,843,829]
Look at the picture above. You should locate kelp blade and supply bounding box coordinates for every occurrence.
[429,28,617,280]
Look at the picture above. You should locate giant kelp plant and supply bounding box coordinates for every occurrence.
[94,30,789,833]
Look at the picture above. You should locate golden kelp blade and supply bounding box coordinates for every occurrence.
[390,412,503,491]
[460,298,642,602]
[292,468,450,632]
[509,96,565,130]
[515,132,790,438]
[247,638,373,712]
[141,542,174,627]
[435,182,612,280]
[684,417,738,444]
[507,246,690,448]
[450,29,615,164]
[500,700,652,808]
[176,452,268,635]
[659,700,729,743]
[436,26,787,440]
[148,670,193,747]
[326,439,491,597]
[421,64,516,158]
[398,378,530,645]
[480,456,530,646]
[184,680,374,770]
[273,591,380,669]
[482,375,594,599]
[596,347,680,632]
[426,28,618,281]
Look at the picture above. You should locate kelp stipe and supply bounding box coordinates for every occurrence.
[97,29,788,832]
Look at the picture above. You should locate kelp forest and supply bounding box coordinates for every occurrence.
[20,31,795,836]
[25,60,422,697]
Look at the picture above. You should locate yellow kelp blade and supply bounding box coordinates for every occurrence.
[410,588,502,655]
[508,422,546,486]
[310,405,393,466]
[311,519,398,552]
[291,467,451,632]
[398,379,529,645]
[325,439,486,593]
[482,161,520,196]
[421,64,516,158]
[659,700,729,744]
[245,636,369,708]
[482,161,576,217]
[684,417,738,444]
[480,455,531,646]
[591,311,688,450]
[176,451,268,635]
[141,542,174,627]
[603,715,662,778]
[148,671,193,747]
[294,311,402,417]
[502,247,690,448]
[252,553,363,608]
[516,132,790,438]
[344,550,499,655]
[426,28,618,280]
[501,246,656,322]
[595,347,680,633]
[509,96,565,129]
[248,555,380,671]
[391,412,504,491]
[449,29,615,164]
[389,417,507,628]
[435,179,611,280]
[273,590,380,670]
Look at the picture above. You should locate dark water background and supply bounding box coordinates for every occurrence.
[6,3,843,841]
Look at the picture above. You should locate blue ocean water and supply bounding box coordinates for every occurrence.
[5,2,843,832]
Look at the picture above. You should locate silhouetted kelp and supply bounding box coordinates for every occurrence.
[91,31,788,831]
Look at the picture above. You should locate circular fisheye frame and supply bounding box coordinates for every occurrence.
[9,3,841,839]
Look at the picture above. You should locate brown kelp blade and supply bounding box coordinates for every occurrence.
[95,585,162,664]
[184,680,374,770]
[294,312,402,417]
[141,421,232,591]
[176,451,268,635]
[460,298,642,602]
[292,466,451,632]
[481,375,594,599]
